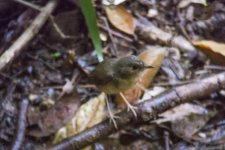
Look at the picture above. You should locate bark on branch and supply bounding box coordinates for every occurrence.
[48,72,225,150]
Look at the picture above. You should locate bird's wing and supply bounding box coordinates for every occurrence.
[90,61,114,86]
[92,71,114,86]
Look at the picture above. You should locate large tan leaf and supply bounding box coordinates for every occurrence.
[116,46,166,106]
[155,103,215,139]
[53,93,106,144]
[105,5,135,35]
[193,40,225,66]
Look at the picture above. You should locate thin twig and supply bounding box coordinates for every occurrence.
[13,0,42,11]
[49,15,76,40]
[11,99,29,150]
[48,72,225,150]
[205,65,225,71]
[0,0,58,71]
[100,17,118,56]
[98,24,133,42]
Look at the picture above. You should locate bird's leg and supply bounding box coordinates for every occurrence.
[119,92,138,117]
[105,96,119,129]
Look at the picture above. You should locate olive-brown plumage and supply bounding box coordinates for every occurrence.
[91,55,153,94]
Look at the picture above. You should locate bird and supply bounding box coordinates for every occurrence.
[91,55,153,128]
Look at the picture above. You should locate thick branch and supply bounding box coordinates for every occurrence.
[0,0,58,71]
[48,72,225,150]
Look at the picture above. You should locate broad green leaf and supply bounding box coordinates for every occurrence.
[80,0,103,62]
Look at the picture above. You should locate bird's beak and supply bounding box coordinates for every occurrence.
[144,65,154,69]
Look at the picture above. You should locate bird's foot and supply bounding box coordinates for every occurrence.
[119,92,138,118]
[105,96,119,129]
[107,112,120,129]
[126,102,138,118]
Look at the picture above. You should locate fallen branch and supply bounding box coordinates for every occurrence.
[136,18,197,58]
[11,99,29,150]
[48,72,225,150]
[0,0,58,72]
[13,0,42,11]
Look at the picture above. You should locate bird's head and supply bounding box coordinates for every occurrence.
[114,55,153,78]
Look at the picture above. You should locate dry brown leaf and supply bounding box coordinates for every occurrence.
[154,103,208,124]
[27,92,80,138]
[193,40,225,65]
[171,112,212,138]
[105,5,135,35]
[116,46,166,106]
[53,93,106,144]
[154,103,216,139]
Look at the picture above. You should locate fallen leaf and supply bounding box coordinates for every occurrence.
[53,93,106,144]
[116,46,166,106]
[75,93,106,132]
[155,103,208,124]
[105,5,135,35]
[27,91,80,137]
[193,40,225,65]
[178,0,207,8]
[171,113,212,138]
[155,103,216,139]
[102,0,126,6]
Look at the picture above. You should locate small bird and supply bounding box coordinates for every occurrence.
[91,55,153,127]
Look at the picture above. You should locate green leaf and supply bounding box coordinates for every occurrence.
[51,52,61,59]
[80,0,104,62]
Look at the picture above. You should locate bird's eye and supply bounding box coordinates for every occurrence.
[132,65,138,70]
